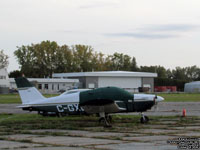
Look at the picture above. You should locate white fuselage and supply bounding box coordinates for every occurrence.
[134,94,164,102]
[20,88,90,106]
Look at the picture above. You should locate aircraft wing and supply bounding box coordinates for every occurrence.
[16,105,31,108]
[16,105,33,111]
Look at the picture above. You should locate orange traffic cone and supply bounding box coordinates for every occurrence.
[182,108,186,117]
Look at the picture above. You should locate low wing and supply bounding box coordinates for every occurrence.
[82,102,126,114]
[16,105,31,108]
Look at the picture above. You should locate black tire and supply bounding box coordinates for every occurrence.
[99,117,105,124]
[140,116,149,124]
[99,117,112,128]
[106,115,112,123]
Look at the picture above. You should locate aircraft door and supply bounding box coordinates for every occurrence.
[122,93,134,112]
[126,99,134,112]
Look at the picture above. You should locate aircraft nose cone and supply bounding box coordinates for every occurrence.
[156,96,164,102]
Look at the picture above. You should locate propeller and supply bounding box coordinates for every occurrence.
[153,95,159,111]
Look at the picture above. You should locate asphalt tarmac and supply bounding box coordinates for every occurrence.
[0,102,200,150]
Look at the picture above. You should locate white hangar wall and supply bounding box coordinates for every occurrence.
[53,71,157,93]
[98,77,141,91]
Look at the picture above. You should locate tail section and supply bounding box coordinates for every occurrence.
[15,77,45,104]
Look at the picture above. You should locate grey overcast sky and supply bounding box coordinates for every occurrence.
[1,0,200,72]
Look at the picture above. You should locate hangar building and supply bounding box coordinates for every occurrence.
[184,81,200,93]
[53,71,157,92]
[0,68,10,94]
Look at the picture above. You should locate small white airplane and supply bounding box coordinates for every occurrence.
[15,77,164,127]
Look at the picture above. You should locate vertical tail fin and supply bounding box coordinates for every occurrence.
[15,77,45,104]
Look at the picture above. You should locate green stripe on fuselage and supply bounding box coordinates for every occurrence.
[79,87,133,106]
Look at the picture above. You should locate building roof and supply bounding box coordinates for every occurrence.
[185,81,200,85]
[53,71,157,78]
[9,78,79,83]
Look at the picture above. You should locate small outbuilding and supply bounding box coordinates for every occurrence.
[10,78,79,94]
[53,71,157,93]
[184,81,200,93]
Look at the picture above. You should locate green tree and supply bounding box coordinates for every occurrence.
[34,41,59,77]
[166,69,173,79]
[108,52,133,71]
[9,70,22,78]
[91,52,106,71]
[104,55,113,71]
[185,65,200,81]
[55,45,73,73]
[140,65,167,78]
[172,67,188,81]
[14,45,36,77]
[15,41,61,77]
[14,41,140,77]
[111,53,123,70]
[123,55,132,71]
[156,66,167,78]
[72,45,94,72]
[140,66,156,73]
[131,57,138,71]
[0,50,9,69]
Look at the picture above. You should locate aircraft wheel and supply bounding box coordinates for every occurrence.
[140,116,149,124]
[106,115,112,123]
[99,117,112,128]
[99,117,105,124]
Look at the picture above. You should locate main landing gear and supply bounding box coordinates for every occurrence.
[140,113,149,124]
[98,112,112,127]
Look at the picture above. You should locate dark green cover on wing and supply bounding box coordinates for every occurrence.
[15,77,33,88]
[80,87,133,106]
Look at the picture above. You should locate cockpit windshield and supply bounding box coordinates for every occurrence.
[61,89,91,95]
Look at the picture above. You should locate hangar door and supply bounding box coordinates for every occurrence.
[98,77,142,89]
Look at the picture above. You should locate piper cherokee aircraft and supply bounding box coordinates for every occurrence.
[15,77,164,127]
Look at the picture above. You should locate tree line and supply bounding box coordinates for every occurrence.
[0,50,9,69]
[139,63,200,91]
[4,40,200,90]
[11,41,138,78]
